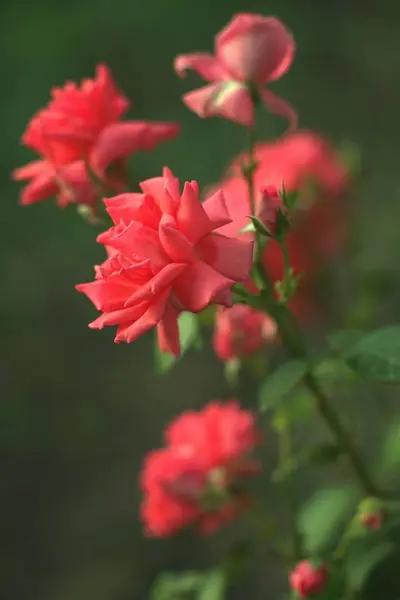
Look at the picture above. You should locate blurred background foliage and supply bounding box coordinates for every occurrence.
[2,0,400,599]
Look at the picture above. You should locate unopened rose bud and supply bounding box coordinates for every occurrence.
[290,561,328,598]
[360,510,385,530]
[257,185,284,233]
[213,305,277,361]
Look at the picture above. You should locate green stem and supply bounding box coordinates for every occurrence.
[242,122,381,498]
[246,126,257,217]
[259,262,380,496]
[278,423,303,562]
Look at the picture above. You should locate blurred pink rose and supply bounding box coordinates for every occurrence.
[175,13,296,127]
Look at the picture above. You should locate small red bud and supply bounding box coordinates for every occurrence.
[257,185,284,233]
[360,510,385,530]
[290,561,328,598]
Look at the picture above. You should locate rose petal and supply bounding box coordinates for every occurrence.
[115,288,170,343]
[172,260,234,312]
[17,172,58,205]
[140,175,178,215]
[158,215,197,264]
[89,303,147,328]
[104,193,162,228]
[91,121,180,173]
[124,262,186,307]
[260,88,297,130]
[174,53,229,81]
[12,159,49,180]
[216,13,295,84]
[202,188,232,229]
[176,182,212,243]
[182,82,254,126]
[157,304,181,357]
[103,220,168,269]
[196,233,253,281]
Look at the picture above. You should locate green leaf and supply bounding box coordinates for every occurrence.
[150,571,204,600]
[346,325,400,382]
[298,485,358,554]
[155,312,199,374]
[248,215,271,237]
[150,570,226,600]
[198,570,225,600]
[378,419,400,476]
[313,358,357,386]
[346,540,394,591]
[273,392,315,425]
[259,359,308,412]
[302,442,343,467]
[327,329,365,357]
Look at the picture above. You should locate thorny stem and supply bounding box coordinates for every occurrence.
[241,124,382,499]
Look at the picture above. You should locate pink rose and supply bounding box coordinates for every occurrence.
[174,13,296,127]
[76,168,253,355]
[13,64,180,206]
[140,400,260,537]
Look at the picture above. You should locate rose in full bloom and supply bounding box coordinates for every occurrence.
[290,561,328,598]
[76,168,253,355]
[174,13,296,127]
[213,305,277,361]
[140,400,260,537]
[13,64,180,206]
[211,131,349,318]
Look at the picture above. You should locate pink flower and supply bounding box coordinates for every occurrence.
[13,64,180,206]
[12,159,97,207]
[76,168,253,355]
[290,561,328,598]
[213,305,277,361]
[140,400,260,537]
[174,13,296,127]
[257,185,284,233]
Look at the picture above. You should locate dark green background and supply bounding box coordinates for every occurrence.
[2,0,400,599]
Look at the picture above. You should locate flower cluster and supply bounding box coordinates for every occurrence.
[13,65,179,208]
[13,11,374,600]
[140,400,260,537]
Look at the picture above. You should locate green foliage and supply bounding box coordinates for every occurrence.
[345,325,400,382]
[327,329,365,357]
[313,358,357,387]
[259,359,308,412]
[155,312,200,373]
[298,485,358,554]
[150,570,225,600]
[272,392,315,425]
[150,572,205,600]
[302,442,343,467]
[248,215,271,237]
[377,419,400,478]
[346,538,395,592]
